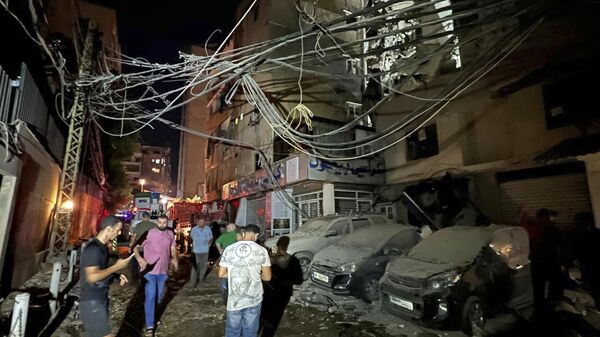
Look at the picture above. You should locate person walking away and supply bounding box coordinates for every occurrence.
[133,215,179,336]
[529,208,562,310]
[259,236,303,337]
[189,216,212,287]
[215,223,239,303]
[79,216,132,337]
[129,212,156,284]
[219,225,272,337]
[572,212,600,310]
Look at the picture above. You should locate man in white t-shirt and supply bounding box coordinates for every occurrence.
[218,224,271,337]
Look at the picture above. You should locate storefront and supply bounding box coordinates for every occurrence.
[222,154,386,237]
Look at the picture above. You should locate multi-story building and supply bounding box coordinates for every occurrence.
[181,0,387,234]
[122,143,143,190]
[374,1,600,229]
[141,145,172,195]
[0,0,120,288]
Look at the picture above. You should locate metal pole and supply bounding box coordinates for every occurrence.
[49,262,62,314]
[9,293,30,337]
[66,249,78,284]
[47,22,96,261]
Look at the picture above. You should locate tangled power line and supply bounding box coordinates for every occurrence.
[3,0,549,214]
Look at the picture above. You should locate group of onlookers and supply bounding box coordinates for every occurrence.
[78,211,303,337]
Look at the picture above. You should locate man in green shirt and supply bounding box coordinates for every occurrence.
[215,223,238,254]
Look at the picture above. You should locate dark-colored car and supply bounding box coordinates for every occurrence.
[380,225,532,334]
[310,224,421,302]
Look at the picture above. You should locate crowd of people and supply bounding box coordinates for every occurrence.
[78,212,303,337]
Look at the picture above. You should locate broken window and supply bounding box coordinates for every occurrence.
[406,124,439,161]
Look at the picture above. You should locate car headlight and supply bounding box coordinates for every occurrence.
[337,262,357,273]
[428,271,461,290]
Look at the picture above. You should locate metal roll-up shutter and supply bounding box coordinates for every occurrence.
[247,198,266,232]
[500,173,592,230]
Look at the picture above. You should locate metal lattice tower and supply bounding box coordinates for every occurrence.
[48,23,96,261]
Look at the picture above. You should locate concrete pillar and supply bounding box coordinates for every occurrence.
[584,155,600,228]
[0,175,19,284]
[10,293,30,337]
[322,183,335,216]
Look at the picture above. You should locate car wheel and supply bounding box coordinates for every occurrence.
[461,296,486,335]
[295,252,313,280]
[361,275,381,303]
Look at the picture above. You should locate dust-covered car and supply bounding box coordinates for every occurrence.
[380,225,532,335]
[310,224,421,302]
[265,214,395,278]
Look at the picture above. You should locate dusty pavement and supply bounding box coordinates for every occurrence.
[5,257,600,337]
[48,257,462,337]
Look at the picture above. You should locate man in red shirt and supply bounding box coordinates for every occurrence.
[134,215,178,336]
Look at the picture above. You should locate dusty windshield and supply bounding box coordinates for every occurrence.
[408,228,491,265]
[341,228,395,250]
[297,219,331,235]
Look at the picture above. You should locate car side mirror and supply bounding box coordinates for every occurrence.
[325,230,338,238]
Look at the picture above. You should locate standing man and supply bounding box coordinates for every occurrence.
[134,215,178,336]
[219,225,272,337]
[189,216,213,287]
[129,212,156,283]
[215,223,238,303]
[216,223,238,254]
[80,216,132,337]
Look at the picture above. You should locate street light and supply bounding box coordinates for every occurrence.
[139,179,146,192]
[61,200,74,211]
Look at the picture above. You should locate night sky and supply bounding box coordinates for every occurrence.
[116,0,241,188]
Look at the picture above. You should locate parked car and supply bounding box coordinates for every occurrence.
[265,214,395,278]
[380,225,532,335]
[310,224,421,302]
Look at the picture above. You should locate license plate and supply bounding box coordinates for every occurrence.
[389,295,414,310]
[313,271,329,283]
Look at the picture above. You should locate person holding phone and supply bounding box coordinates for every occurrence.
[79,216,132,337]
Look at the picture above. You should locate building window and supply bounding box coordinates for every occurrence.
[406,124,439,161]
[273,135,293,162]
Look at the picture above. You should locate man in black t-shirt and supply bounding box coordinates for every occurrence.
[79,216,132,337]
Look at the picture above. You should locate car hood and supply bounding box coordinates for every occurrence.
[313,244,374,268]
[387,256,456,280]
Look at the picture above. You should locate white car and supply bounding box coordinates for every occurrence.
[265,214,396,278]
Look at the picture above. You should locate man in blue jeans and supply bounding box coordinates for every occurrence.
[219,225,271,337]
[134,215,178,336]
[189,216,212,287]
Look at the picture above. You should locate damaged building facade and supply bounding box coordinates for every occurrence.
[179,0,600,236]
[374,1,600,230]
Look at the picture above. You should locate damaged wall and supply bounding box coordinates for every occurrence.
[69,175,105,242]
[2,124,60,289]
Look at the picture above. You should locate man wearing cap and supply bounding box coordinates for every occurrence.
[219,224,271,337]
[79,216,132,337]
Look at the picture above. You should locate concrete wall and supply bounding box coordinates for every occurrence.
[2,124,60,288]
[69,175,105,241]
[0,142,22,290]
[378,7,598,185]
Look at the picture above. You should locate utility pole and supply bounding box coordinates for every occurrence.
[47,21,96,261]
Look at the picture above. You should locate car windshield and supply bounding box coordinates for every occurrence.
[408,227,492,265]
[340,227,396,250]
[296,219,331,235]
